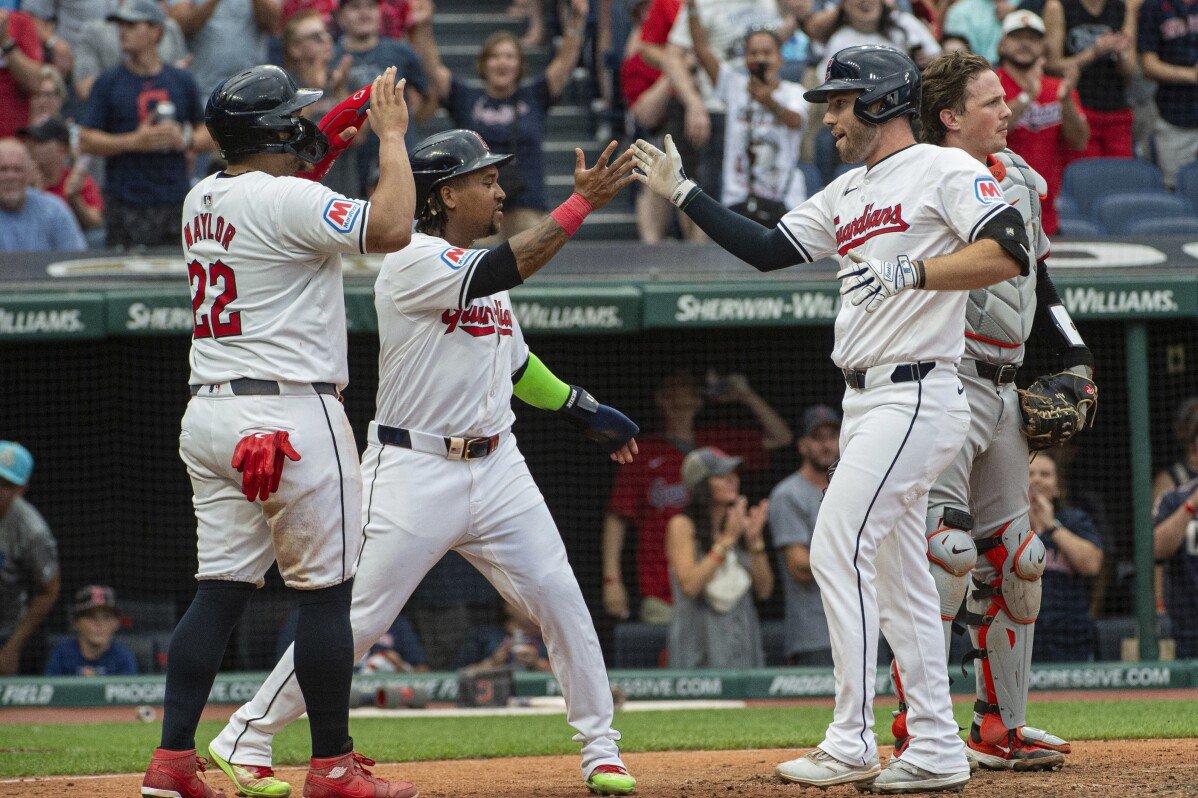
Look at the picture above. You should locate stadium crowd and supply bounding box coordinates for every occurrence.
[0,0,1196,251]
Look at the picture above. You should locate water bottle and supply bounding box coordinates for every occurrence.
[154,100,176,122]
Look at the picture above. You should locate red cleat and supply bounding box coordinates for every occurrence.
[302,752,418,798]
[141,748,228,798]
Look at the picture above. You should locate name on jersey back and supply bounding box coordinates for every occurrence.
[184,211,237,251]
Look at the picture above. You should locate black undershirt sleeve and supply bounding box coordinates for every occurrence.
[683,190,809,272]
[1034,262,1094,369]
[463,241,522,303]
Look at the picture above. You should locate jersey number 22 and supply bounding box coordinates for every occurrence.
[188,259,242,339]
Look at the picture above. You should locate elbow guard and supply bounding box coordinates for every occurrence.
[976,206,1032,276]
[464,242,522,303]
[1036,263,1093,370]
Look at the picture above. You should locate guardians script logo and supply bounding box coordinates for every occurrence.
[834,203,909,255]
[441,300,513,337]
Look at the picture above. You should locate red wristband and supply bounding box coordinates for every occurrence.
[549,192,593,237]
[1185,501,1197,516]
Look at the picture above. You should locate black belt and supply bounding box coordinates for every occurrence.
[189,378,338,396]
[842,361,935,390]
[971,360,1018,386]
[375,423,501,460]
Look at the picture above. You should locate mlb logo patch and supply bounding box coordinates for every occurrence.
[440,247,476,270]
[323,198,363,233]
[974,177,1004,204]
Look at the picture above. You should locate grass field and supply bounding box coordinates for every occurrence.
[3,699,1198,778]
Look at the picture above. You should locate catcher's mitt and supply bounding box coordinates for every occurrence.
[1019,370,1098,451]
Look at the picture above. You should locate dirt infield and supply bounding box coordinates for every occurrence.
[3,739,1197,798]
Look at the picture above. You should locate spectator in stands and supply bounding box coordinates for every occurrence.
[406,552,500,670]
[1043,0,1136,159]
[0,8,46,138]
[665,447,772,668]
[26,65,66,127]
[407,0,588,239]
[769,405,838,667]
[458,601,552,673]
[662,0,785,209]
[19,0,111,54]
[1154,397,1198,501]
[45,585,139,676]
[942,0,1008,62]
[689,13,809,226]
[941,31,973,52]
[167,0,282,98]
[334,0,430,194]
[0,137,85,251]
[20,0,72,81]
[379,0,415,39]
[20,117,103,236]
[73,0,188,103]
[602,369,792,625]
[995,10,1089,234]
[0,442,60,676]
[358,614,429,673]
[283,0,338,27]
[281,11,349,109]
[1028,451,1103,662]
[1153,476,1198,657]
[1137,0,1198,187]
[79,0,210,249]
[815,0,942,71]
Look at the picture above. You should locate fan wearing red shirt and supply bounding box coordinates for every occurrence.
[995,10,1089,235]
[20,117,104,235]
[0,10,46,138]
[602,369,792,624]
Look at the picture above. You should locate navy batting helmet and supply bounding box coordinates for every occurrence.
[411,129,513,214]
[804,45,921,125]
[206,65,329,164]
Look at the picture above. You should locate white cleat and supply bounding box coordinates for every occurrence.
[858,759,970,794]
[776,748,881,788]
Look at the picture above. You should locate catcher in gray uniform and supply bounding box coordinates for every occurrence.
[888,51,1098,771]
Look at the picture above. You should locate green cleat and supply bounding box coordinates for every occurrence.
[585,764,636,795]
[207,743,292,798]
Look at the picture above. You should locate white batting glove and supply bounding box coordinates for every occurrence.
[837,249,926,313]
[631,134,699,208]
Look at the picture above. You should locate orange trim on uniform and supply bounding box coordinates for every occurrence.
[965,331,1023,348]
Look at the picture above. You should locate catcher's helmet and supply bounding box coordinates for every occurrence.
[411,129,513,214]
[206,65,329,164]
[804,45,921,125]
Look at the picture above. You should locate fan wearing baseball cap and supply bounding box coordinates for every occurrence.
[45,585,139,676]
[0,441,61,675]
[665,446,773,669]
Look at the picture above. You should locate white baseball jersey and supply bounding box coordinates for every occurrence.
[183,171,370,388]
[374,232,530,436]
[778,143,1016,370]
[714,62,810,208]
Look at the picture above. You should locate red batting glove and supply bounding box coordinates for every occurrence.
[299,84,372,182]
[231,431,302,502]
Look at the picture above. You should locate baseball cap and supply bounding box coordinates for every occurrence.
[71,585,119,618]
[0,441,33,487]
[1001,10,1045,37]
[681,447,743,489]
[800,404,841,437]
[107,0,167,25]
[19,117,70,145]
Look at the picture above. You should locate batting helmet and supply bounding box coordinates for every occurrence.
[803,45,921,126]
[206,65,329,164]
[411,129,513,214]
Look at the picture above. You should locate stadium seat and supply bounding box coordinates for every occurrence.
[118,597,177,633]
[1093,615,1138,662]
[1055,193,1080,218]
[612,622,668,669]
[1094,193,1195,235]
[1176,160,1198,211]
[797,162,823,197]
[832,162,859,181]
[1125,216,1198,236]
[1061,158,1166,218]
[1057,216,1101,238]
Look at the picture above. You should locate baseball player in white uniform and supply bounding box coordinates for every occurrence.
[883,49,1095,772]
[207,130,642,798]
[633,45,1035,794]
[141,66,418,798]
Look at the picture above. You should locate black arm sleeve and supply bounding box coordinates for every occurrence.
[683,190,809,271]
[464,242,522,303]
[1034,262,1094,369]
[974,206,1031,276]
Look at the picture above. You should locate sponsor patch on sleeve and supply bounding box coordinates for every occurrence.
[440,247,483,270]
[974,177,1004,205]
[323,197,364,233]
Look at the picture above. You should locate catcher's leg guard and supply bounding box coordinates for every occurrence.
[964,517,1064,771]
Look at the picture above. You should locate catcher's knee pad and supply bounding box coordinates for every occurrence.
[926,506,976,624]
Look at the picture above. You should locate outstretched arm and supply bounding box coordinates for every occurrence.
[546,0,589,97]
